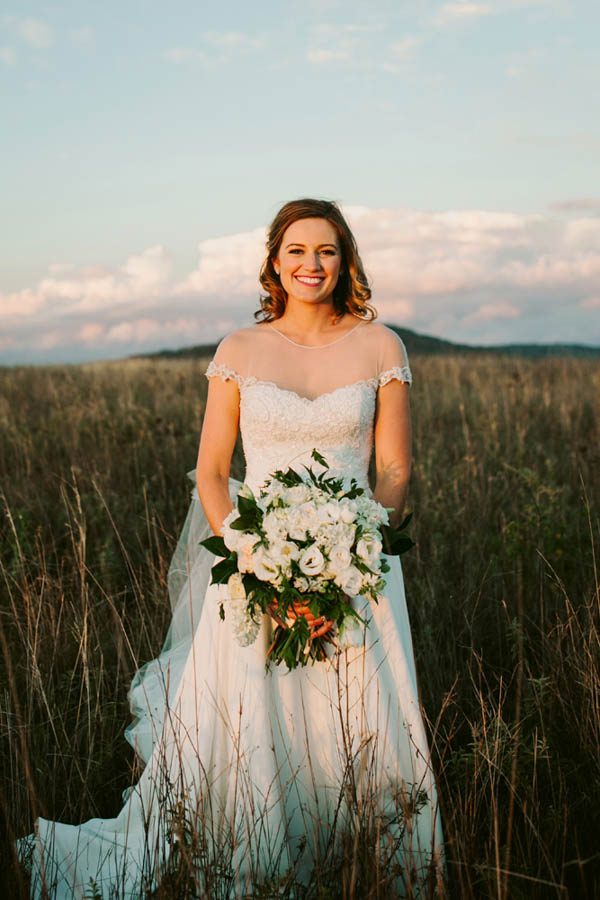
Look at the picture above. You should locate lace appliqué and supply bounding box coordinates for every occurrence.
[378,365,412,387]
[205,360,245,386]
[205,361,412,392]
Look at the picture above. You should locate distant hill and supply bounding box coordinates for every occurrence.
[135,324,600,361]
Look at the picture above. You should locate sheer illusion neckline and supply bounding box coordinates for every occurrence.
[266,319,366,349]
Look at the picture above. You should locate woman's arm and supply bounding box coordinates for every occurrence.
[196,374,241,536]
[372,379,412,530]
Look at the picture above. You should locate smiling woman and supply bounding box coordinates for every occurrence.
[16,197,445,898]
[256,197,374,330]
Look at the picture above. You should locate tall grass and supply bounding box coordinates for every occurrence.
[0,353,598,897]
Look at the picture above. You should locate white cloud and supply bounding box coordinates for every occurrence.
[431,3,493,27]
[0,46,16,65]
[306,23,377,65]
[551,197,600,212]
[1,246,171,320]
[202,31,266,51]
[2,205,600,364]
[174,227,267,298]
[162,31,265,66]
[16,17,54,48]
[389,36,422,59]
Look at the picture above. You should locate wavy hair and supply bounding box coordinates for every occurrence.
[254,198,377,322]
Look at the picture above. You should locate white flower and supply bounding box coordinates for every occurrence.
[237,483,255,501]
[251,545,280,583]
[328,545,353,575]
[221,508,241,551]
[298,543,326,577]
[325,522,356,548]
[296,501,321,536]
[293,575,310,592]
[339,498,358,524]
[286,483,312,505]
[227,572,246,601]
[356,535,383,566]
[236,532,261,573]
[337,564,364,597]
[269,540,300,571]
[317,500,342,524]
[287,510,308,542]
[338,612,365,649]
[262,511,288,543]
[228,597,260,647]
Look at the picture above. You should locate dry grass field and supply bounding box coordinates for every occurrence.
[0,352,598,898]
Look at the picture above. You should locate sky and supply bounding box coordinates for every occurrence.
[1,0,599,364]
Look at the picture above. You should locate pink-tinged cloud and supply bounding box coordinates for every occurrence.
[78,323,105,343]
[464,302,521,323]
[581,296,600,309]
[1,204,599,364]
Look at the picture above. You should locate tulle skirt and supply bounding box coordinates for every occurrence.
[16,472,445,898]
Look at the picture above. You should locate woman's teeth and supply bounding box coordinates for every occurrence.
[295,276,324,285]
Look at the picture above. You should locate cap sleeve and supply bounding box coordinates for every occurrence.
[205,332,248,387]
[377,328,412,388]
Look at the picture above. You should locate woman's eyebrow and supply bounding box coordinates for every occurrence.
[284,242,338,249]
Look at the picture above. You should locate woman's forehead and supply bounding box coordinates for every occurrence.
[282,217,339,245]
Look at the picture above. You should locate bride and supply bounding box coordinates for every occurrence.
[17,198,445,897]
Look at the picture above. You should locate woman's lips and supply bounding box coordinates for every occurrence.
[294,275,325,286]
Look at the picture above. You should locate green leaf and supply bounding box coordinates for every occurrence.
[311,448,329,468]
[199,534,228,557]
[211,556,237,584]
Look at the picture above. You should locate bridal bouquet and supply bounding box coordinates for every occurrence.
[199,449,414,671]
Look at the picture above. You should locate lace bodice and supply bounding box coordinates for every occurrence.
[204,322,412,496]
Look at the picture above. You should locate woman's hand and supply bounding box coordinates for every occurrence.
[267,598,334,639]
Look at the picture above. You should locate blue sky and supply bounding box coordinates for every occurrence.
[1,0,599,363]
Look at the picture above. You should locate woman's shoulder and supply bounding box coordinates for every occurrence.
[218,323,272,344]
[360,320,407,347]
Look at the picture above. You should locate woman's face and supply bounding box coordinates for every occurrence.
[273,217,342,306]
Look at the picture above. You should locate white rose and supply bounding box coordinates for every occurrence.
[298,543,326,577]
[251,545,280,583]
[337,564,363,597]
[339,499,358,524]
[297,501,321,536]
[286,484,311,505]
[328,545,353,574]
[269,540,299,573]
[222,507,247,550]
[236,532,260,573]
[288,518,308,542]
[356,535,383,565]
[227,572,247,601]
[262,511,288,543]
[317,500,341,524]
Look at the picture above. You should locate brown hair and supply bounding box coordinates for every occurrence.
[254,198,377,322]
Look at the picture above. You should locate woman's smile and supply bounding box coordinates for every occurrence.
[294,275,325,286]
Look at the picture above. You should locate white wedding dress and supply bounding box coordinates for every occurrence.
[17,320,445,898]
